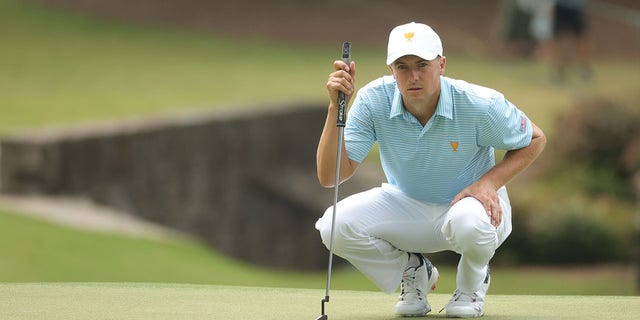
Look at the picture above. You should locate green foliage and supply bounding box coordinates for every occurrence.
[502,191,635,265]
[548,95,640,200]
[553,97,640,168]
[497,94,640,265]
[530,210,620,264]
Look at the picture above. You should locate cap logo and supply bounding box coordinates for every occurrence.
[404,32,414,41]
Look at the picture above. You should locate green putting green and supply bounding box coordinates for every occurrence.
[0,283,638,319]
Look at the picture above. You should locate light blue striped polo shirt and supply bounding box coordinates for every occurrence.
[345,75,533,204]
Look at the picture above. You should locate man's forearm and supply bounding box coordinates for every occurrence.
[482,123,547,189]
[316,104,358,188]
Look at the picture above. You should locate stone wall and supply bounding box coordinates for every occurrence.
[0,104,381,270]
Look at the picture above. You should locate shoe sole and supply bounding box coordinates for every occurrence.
[445,309,484,318]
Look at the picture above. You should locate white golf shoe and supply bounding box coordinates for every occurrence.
[443,267,490,318]
[394,254,439,317]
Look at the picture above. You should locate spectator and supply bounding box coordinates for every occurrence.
[549,0,593,82]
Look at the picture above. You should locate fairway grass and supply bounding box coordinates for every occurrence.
[2,208,637,296]
[2,0,639,136]
[1,283,638,320]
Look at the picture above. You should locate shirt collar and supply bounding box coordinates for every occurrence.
[435,76,453,120]
[390,76,454,120]
[390,84,404,119]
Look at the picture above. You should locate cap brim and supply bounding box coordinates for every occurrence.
[386,50,440,65]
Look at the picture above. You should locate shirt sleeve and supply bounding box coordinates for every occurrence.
[344,90,376,163]
[477,95,533,150]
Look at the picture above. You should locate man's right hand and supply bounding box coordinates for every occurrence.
[317,59,359,188]
[326,60,356,107]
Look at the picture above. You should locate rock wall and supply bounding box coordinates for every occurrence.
[0,104,381,269]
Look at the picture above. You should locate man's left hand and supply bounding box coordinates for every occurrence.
[450,180,501,227]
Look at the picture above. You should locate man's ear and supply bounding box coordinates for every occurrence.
[439,56,446,75]
[388,65,396,79]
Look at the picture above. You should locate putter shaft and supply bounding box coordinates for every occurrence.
[317,41,351,320]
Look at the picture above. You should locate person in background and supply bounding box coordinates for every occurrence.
[549,0,593,82]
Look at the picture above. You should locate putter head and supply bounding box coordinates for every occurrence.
[315,316,328,320]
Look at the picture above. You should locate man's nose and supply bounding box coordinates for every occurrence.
[411,68,420,80]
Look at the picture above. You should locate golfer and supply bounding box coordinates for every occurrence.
[315,22,546,317]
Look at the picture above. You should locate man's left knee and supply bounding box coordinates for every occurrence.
[444,197,498,254]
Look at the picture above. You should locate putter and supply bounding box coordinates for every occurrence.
[316,41,351,320]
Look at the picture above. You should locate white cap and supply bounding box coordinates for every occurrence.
[386,22,443,65]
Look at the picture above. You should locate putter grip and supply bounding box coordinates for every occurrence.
[336,42,351,127]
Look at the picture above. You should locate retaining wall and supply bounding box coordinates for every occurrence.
[0,104,381,269]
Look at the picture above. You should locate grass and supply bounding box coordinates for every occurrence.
[0,283,638,320]
[1,208,637,296]
[0,207,374,290]
[2,0,638,136]
[0,0,387,135]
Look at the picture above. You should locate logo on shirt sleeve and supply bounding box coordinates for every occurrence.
[520,115,527,132]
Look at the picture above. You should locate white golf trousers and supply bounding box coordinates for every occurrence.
[315,183,512,294]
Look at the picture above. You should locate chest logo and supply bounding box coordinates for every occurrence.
[450,141,459,152]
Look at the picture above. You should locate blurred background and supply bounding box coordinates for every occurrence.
[0,0,638,296]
